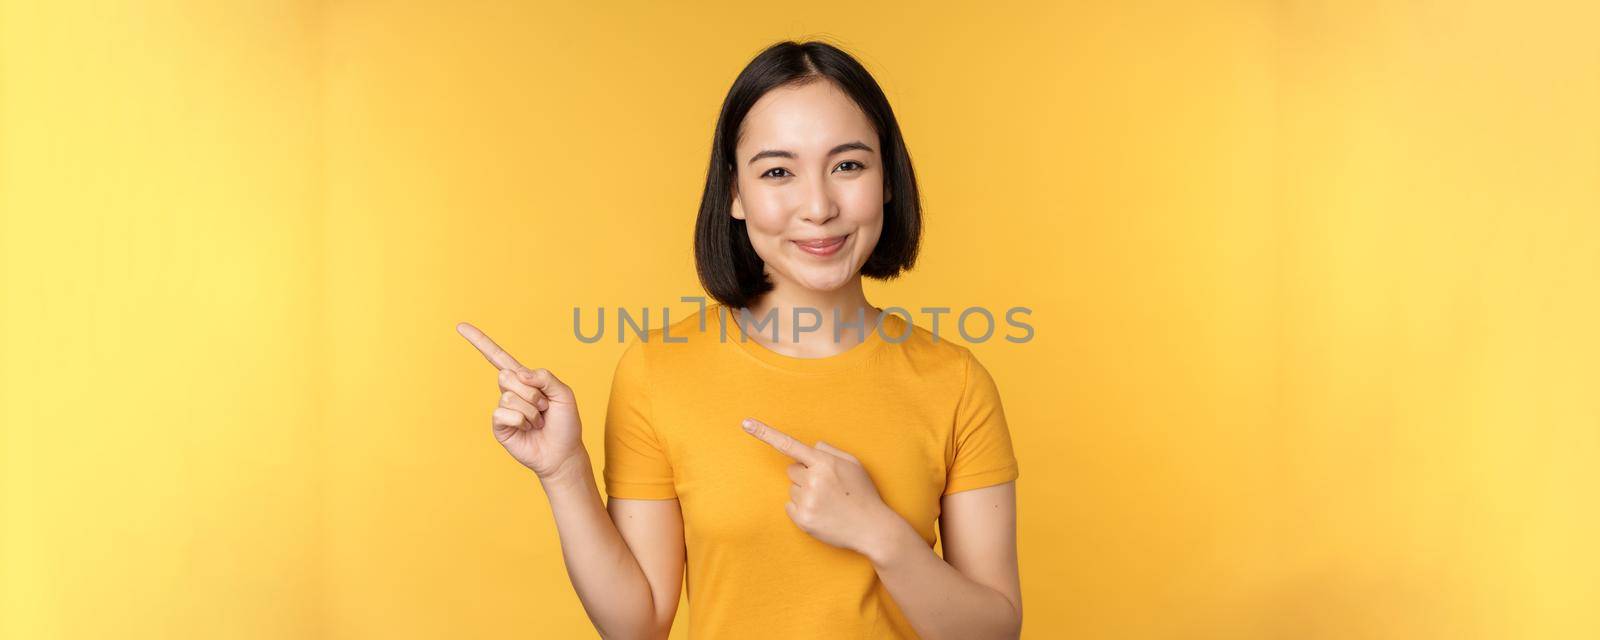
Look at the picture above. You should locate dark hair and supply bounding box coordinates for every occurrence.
[694,40,922,310]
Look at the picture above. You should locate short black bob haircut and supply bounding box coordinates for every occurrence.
[694,40,922,310]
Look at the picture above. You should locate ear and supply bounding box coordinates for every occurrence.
[883,181,893,205]
[730,182,746,221]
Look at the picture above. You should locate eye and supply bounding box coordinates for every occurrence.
[835,160,866,172]
[760,167,792,179]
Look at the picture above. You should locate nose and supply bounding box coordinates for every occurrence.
[799,174,839,226]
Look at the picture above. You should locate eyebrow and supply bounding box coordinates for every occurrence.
[746,140,875,166]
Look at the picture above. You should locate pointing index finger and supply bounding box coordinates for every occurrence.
[456,322,528,372]
[742,418,823,466]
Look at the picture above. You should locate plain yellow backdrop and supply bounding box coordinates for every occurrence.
[3,1,1597,638]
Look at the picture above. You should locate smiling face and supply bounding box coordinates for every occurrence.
[731,79,890,295]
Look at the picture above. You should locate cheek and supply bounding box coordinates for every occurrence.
[743,207,789,239]
[842,182,885,221]
[844,196,885,235]
[847,188,885,255]
[738,188,787,234]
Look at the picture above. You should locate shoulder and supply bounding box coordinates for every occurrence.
[878,310,982,384]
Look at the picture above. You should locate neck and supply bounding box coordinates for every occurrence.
[736,275,881,358]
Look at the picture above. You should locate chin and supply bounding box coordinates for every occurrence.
[788,269,855,292]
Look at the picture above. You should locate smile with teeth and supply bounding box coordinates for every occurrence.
[794,234,848,257]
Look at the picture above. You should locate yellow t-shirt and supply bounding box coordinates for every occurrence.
[602,302,1020,639]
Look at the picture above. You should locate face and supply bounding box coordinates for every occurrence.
[731,79,890,294]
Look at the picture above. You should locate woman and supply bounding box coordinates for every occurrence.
[458,40,1021,639]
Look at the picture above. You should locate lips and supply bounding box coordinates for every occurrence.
[794,234,848,256]
[795,236,846,248]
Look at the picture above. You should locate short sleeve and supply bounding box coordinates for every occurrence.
[602,339,677,499]
[943,349,1020,496]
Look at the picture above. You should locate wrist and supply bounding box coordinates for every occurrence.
[538,451,593,490]
[862,508,919,569]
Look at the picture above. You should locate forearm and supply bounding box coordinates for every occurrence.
[539,451,664,640]
[865,517,1022,640]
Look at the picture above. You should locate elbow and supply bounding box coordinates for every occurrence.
[593,611,672,640]
[990,611,1021,640]
[1001,598,1022,639]
[597,627,669,640]
[641,613,674,640]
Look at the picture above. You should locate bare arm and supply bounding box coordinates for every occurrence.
[865,481,1022,640]
[454,323,684,640]
[540,453,685,640]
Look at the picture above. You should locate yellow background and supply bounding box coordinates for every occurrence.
[3,1,1597,637]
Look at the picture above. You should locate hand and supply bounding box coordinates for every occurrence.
[740,417,902,558]
[457,321,586,480]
